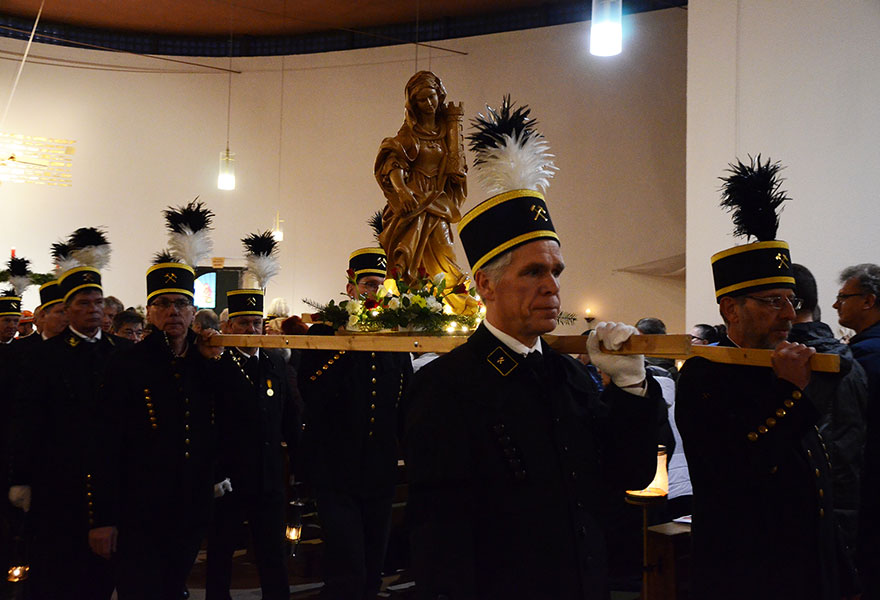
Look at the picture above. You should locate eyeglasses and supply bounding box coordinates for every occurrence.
[835,293,866,304]
[151,298,192,311]
[743,295,804,311]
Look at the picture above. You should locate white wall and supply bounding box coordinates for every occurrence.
[687,0,880,332]
[0,7,686,333]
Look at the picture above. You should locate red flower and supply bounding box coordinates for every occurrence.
[388,267,399,279]
[418,266,428,279]
[346,268,356,280]
[452,283,467,294]
[364,299,379,309]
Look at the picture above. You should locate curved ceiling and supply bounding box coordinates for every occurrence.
[0,1,686,56]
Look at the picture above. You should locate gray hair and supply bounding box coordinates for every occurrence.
[476,251,513,284]
[194,308,220,331]
[839,263,880,297]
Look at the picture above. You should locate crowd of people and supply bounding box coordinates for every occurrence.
[0,156,877,600]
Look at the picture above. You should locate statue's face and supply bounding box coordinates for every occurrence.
[412,86,439,116]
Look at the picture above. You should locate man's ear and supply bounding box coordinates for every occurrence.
[474,270,495,302]
[345,282,356,298]
[719,296,739,325]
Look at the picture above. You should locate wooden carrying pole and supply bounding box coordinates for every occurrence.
[210,333,840,373]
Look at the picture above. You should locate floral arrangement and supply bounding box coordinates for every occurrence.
[304,266,482,335]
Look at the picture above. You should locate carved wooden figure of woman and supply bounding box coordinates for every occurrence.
[374,71,475,313]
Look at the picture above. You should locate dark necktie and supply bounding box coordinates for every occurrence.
[523,351,545,375]
[245,354,260,383]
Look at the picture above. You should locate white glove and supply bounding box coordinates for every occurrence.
[8,485,31,512]
[587,321,646,388]
[213,478,233,498]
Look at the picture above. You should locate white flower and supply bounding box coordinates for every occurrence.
[387,297,400,310]
[426,296,442,312]
[348,314,360,327]
[346,300,362,315]
[432,272,447,287]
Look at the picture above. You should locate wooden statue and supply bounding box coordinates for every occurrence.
[374,71,476,314]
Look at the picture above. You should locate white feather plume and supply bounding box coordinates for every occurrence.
[168,226,213,269]
[472,131,557,195]
[9,275,31,296]
[246,254,280,289]
[55,255,80,275]
[71,245,112,271]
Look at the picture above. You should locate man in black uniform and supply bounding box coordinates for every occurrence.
[8,263,118,599]
[298,247,413,600]
[206,286,299,600]
[89,258,223,600]
[675,158,853,600]
[404,187,660,598]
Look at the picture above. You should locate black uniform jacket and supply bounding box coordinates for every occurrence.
[403,324,659,600]
[675,337,849,600]
[297,324,413,495]
[91,329,218,535]
[214,348,300,495]
[9,328,120,535]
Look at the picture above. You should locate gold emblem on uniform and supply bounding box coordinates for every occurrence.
[530,204,548,221]
[487,346,518,376]
[67,335,80,347]
[266,379,275,397]
[775,252,790,269]
[164,273,178,283]
[82,272,95,282]
[247,297,257,306]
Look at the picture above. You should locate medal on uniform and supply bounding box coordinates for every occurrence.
[266,379,274,397]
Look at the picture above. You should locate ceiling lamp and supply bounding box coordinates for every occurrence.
[271,211,284,242]
[590,0,623,57]
[218,15,235,190]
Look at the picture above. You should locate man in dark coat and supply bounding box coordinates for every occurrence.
[206,289,299,600]
[298,247,413,600]
[788,264,868,560]
[833,262,880,599]
[8,267,118,599]
[405,187,659,599]
[676,159,854,600]
[89,260,223,600]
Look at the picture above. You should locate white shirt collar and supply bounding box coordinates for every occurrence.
[69,326,102,343]
[483,319,542,357]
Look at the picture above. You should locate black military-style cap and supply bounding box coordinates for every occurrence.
[711,240,794,302]
[227,289,264,318]
[0,294,22,317]
[458,189,559,272]
[59,266,103,303]
[349,248,387,280]
[146,262,195,303]
[39,280,64,310]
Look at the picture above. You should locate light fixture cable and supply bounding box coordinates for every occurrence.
[1,0,46,131]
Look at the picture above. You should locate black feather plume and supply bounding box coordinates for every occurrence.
[50,242,70,262]
[51,242,70,261]
[368,211,383,240]
[153,250,177,265]
[242,231,278,257]
[6,257,30,277]
[467,95,539,164]
[1,288,17,297]
[68,227,109,250]
[719,155,789,242]
[163,198,214,234]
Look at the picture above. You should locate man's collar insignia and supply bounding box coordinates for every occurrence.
[487,346,518,376]
[67,335,80,347]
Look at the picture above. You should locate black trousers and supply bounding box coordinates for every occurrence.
[315,487,395,600]
[28,531,115,600]
[206,489,289,600]
[115,521,206,600]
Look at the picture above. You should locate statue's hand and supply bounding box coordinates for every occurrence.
[398,189,418,213]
